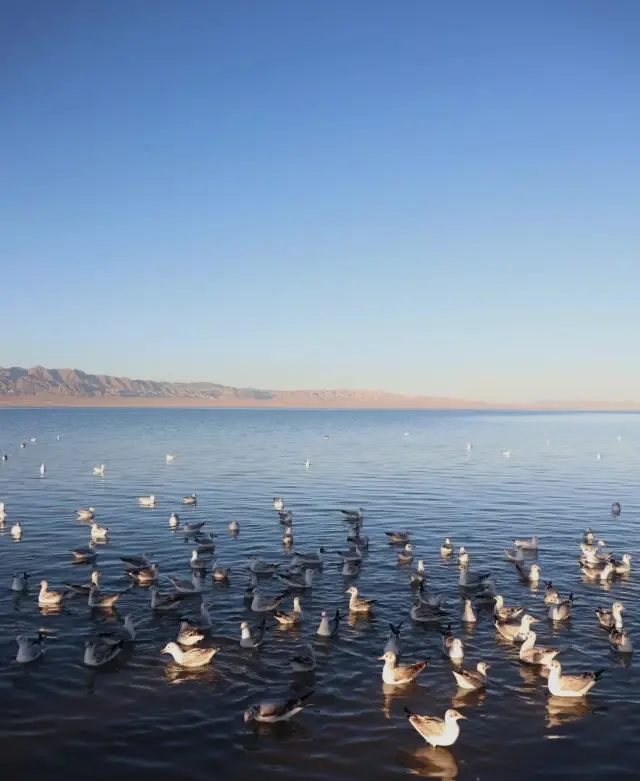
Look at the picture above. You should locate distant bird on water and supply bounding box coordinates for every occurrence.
[93,464,105,476]
[39,463,46,475]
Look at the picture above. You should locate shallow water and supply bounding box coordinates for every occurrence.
[0,408,639,780]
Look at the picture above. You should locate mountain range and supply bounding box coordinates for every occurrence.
[0,365,637,410]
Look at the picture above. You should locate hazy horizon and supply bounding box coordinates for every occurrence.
[2,2,639,403]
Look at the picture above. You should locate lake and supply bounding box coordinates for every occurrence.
[0,408,638,780]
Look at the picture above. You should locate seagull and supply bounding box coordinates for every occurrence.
[189,550,207,572]
[384,622,404,656]
[282,526,293,546]
[161,642,219,667]
[504,546,525,563]
[84,639,123,667]
[596,602,624,630]
[341,508,364,522]
[440,538,453,557]
[65,570,101,595]
[90,523,109,540]
[304,459,311,469]
[493,595,524,621]
[397,544,414,565]
[316,609,341,637]
[272,498,284,511]
[292,547,326,568]
[39,463,46,475]
[138,495,156,508]
[580,561,614,582]
[457,547,470,567]
[442,629,464,662]
[519,631,560,666]
[169,512,180,529]
[453,662,490,690]
[275,568,313,590]
[251,589,286,613]
[514,536,538,550]
[93,465,105,476]
[461,599,477,623]
[16,632,45,664]
[126,563,159,584]
[495,614,538,642]
[290,643,316,672]
[88,584,120,609]
[501,448,511,458]
[196,533,217,553]
[611,501,622,515]
[378,650,429,685]
[244,692,313,723]
[176,621,206,647]
[583,528,595,545]
[515,562,541,584]
[150,587,183,611]
[416,581,445,609]
[70,547,98,565]
[608,626,633,654]
[38,580,66,606]
[247,556,280,575]
[279,510,293,524]
[211,561,230,581]
[11,572,29,592]
[547,659,604,697]
[544,582,561,605]
[273,596,304,626]
[98,615,136,645]
[183,521,205,535]
[11,522,23,539]
[77,508,96,521]
[385,530,411,544]
[120,553,151,568]
[458,565,492,589]
[410,560,426,586]
[611,554,632,575]
[182,494,197,505]
[345,585,375,613]
[170,574,203,594]
[549,593,574,621]
[228,519,240,532]
[240,617,267,649]
[166,453,176,462]
[403,707,466,748]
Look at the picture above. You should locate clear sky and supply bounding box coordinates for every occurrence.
[1,1,639,402]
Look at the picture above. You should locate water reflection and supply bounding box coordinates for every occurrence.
[163,662,218,685]
[545,695,594,728]
[406,746,459,779]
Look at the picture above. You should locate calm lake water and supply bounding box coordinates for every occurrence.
[0,408,639,780]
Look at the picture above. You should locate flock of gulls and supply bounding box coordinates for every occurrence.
[0,442,634,752]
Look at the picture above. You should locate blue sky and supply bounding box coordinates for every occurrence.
[1,1,639,402]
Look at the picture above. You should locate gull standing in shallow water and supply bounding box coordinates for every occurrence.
[547,659,604,697]
[404,707,466,748]
[244,692,313,723]
[378,650,429,685]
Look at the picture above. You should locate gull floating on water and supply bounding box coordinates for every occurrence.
[519,631,560,666]
[211,560,230,580]
[251,588,286,613]
[88,584,120,609]
[547,659,604,697]
[612,501,621,515]
[65,569,101,595]
[228,519,240,532]
[410,560,426,586]
[291,643,316,672]
[544,582,560,605]
[493,594,524,621]
[126,563,159,584]
[120,553,151,568]
[240,617,266,648]
[98,615,136,645]
[90,522,109,540]
[583,528,595,545]
[549,593,574,621]
[608,625,633,654]
[336,546,363,565]
[292,547,326,568]
[169,512,179,528]
[378,650,429,685]
[183,494,197,505]
[170,573,203,594]
[461,599,477,623]
[274,596,304,626]
[11,572,29,592]
[279,509,293,524]
[458,565,492,589]
[166,453,176,462]
[611,554,632,575]
[346,585,376,613]
[384,622,403,655]
[196,533,217,553]
[282,526,293,546]
[276,568,313,590]
[189,550,207,572]
[341,508,364,522]
[77,508,96,521]
[38,580,66,606]
[272,498,284,512]
[183,521,205,535]
[247,556,280,575]
[596,602,624,630]
[515,562,540,584]
[579,561,614,582]
[39,463,46,475]
[514,536,538,550]
[504,546,525,563]
[441,626,464,662]
[397,544,414,565]
[457,547,469,567]
[304,459,311,469]
[84,639,123,667]
[453,661,489,690]
[244,691,313,723]
[11,522,23,539]
[150,587,183,611]
[494,614,537,642]
[176,621,205,647]
[385,530,411,544]
[93,465,105,476]
[316,609,341,637]
[138,495,156,508]
[404,707,466,748]
[440,538,453,557]
[16,633,45,664]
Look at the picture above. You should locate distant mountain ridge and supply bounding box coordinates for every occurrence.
[0,365,638,410]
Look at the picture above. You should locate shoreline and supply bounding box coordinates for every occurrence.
[0,396,639,412]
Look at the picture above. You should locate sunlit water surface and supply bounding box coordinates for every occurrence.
[0,408,639,780]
